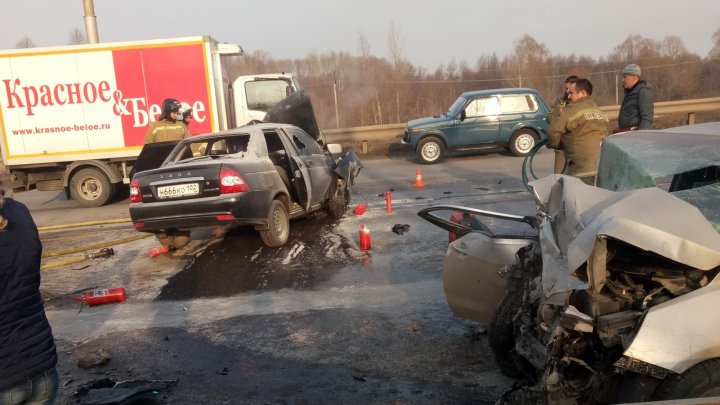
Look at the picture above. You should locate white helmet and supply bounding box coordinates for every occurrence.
[178,102,193,119]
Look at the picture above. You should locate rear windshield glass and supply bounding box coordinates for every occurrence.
[169,134,252,163]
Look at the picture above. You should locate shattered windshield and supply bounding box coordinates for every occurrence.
[168,134,253,164]
[596,127,720,230]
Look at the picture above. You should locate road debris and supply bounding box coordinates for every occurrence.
[77,348,112,369]
[392,224,410,235]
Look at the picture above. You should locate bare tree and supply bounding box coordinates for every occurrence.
[15,36,36,49]
[660,36,689,58]
[387,21,405,67]
[68,27,87,45]
[709,27,720,59]
[357,32,371,58]
[504,34,549,87]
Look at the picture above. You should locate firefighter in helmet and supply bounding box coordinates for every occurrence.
[143,98,192,144]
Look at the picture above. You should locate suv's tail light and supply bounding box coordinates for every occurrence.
[130,179,142,203]
[220,168,249,194]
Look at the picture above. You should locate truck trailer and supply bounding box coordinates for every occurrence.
[0,36,299,206]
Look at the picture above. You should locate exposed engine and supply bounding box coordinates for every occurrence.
[499,239,718,405]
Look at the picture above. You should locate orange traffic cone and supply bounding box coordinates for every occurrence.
[412,168,426,189]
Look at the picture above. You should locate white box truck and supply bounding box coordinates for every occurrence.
[0,36,299,206]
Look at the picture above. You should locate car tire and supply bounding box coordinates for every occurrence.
[327,178,350,219]
[417,136,445,164]
[488,287,525,378]
[260,200,290,247]
[652,358,720,400]
[70,168,115,207]
[509,129,537,157]
[156,230,191,249]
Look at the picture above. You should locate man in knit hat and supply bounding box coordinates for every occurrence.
[617,64,654,131]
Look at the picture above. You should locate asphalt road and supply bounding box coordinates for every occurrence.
[17,149,554,404]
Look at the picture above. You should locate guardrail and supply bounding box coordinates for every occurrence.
[323,97,720,156]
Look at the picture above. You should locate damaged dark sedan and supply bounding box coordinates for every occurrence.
[129,123,361,248]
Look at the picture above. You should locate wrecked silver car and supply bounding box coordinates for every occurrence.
[419,122,720,403]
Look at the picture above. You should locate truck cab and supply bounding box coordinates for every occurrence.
[231,74,301,126]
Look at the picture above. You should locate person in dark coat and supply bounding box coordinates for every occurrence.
[617,64,654,131]
[0,182,59,404]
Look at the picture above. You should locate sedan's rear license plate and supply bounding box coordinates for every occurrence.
[157,183,199,198]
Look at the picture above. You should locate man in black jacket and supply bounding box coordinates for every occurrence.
[0,184,59,404]
[617,64,654,131]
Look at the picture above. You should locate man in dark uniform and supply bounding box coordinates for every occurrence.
[546,75,578,174]
[548,78,610,184]
[143,98,192,144]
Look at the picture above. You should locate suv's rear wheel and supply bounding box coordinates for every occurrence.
[260,200,290,247]
[417,136,445,164]
[509,129,537,157]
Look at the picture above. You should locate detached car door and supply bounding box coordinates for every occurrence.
[455,96,500,146]
[284,128,332,210]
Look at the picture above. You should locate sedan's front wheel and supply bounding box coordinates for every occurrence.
[327,179,350,219]
[260,200,290,247]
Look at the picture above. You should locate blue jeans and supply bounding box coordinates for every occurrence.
[0,367,58,405]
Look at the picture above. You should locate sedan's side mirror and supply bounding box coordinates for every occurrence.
[327,143,342,155]
[459,109,466,122]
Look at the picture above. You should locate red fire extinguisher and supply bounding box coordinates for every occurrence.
[385,191,393,213]
[359,225,372,251]
[83,288,127,306]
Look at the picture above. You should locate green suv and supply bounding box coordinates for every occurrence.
[402,88,550,164]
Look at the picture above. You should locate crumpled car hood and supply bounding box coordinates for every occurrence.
[530,175,720,296]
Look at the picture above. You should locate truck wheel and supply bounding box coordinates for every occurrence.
[417,136,445,164]
[489,288,524,378]
[156,230,191,249]
[509,130,537,157]
[327,179,349,219]
[70,168,115,207]
[652,358,720,400]
[260,200,289,247]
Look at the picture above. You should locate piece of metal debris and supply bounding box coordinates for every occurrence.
[77,348,112,369]
[392,224,410,235]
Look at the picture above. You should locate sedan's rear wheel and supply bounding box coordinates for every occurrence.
[260,200,289,247]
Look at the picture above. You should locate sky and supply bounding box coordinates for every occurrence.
[3,0,719,70]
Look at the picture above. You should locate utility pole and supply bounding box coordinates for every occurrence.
[615,73,619,105]
[83,0,100,44]
[333,72,340,128]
